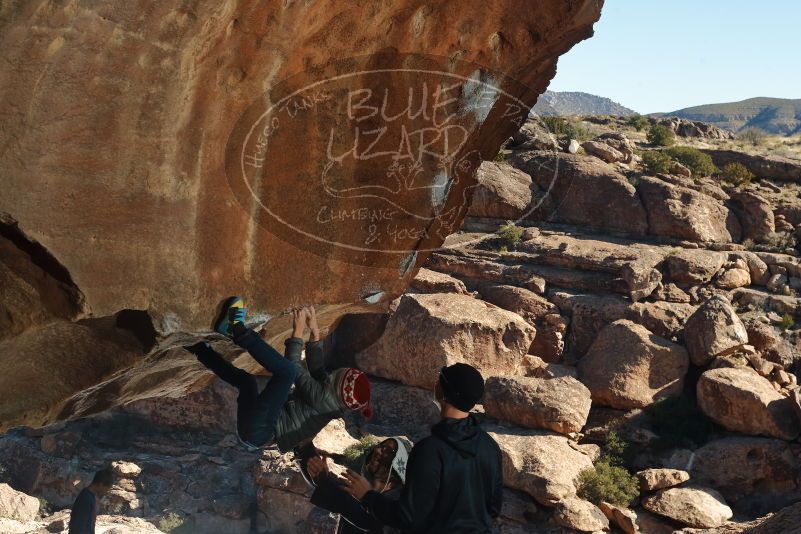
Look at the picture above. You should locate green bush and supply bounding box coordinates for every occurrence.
[764,232,797,250]
[342,435,381,472]
[641,150,672,174]
[778,313,795,330]
[739,128,766,146]
[719,162,754,187]
[602,431,641,468]
[497,222,524,250]
[577,459,640,507]
[646,124,676,147]
[778,313,795,331]
[37,496,52,517]
[665,146,718,177]
[494,151,507,162]
[627,114,650,131]
[540,116,594,141]
[646,396,722,449]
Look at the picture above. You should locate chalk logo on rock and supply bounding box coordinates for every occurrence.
[225,54,558,266]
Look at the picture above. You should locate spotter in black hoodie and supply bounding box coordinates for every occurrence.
[361,415,503,533]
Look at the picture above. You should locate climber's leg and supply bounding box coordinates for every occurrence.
[231,329,300,446]
[186,341,259,402]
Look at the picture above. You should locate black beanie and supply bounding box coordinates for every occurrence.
[439,363,485,412]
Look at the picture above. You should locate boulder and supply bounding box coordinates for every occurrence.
[568,139,581,154]
[636,468,690,492]
[692,437,801,503]
[642,486,733,528]
[511,119,559,151]
[476,283,566,362]
[671,161,692,176]
[483,375,591,435]
[595,132,636,162]
[658,118,735,140]
[553,498,609,532]
[508,152,649,235]
[597,502,638,534]
[730,251,771,286]
[637,176,735,243]
[743,318,797,368]
[577,320,689,409]
[666,249,726,285]
[357,293,535,389]
[0,0,604,429]
[552,292,694,363]
[312,419,360,456]
[362,378,441,441]
[621,260,662,302]
[486,426,594,506]
[684,295,748,366]
[468,162,534,220]
[111,461,142,479]
[408,268,469,295]
[767,273,788,293]
[476,283,558,322]
[702,149,801,182]
[697,367,800,440]
[730,190,776,243]
[581,140,625,163]
[715,268,751,289]
[0,484,39,522]
[634,508,676,534]
[740,501,801,533]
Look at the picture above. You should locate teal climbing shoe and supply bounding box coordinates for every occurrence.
[214,296,246,338]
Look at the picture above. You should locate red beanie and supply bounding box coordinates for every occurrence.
[339,368,372,418]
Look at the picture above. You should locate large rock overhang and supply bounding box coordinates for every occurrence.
[0,0,604,429]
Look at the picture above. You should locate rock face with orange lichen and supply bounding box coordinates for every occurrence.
[0,0,603,429]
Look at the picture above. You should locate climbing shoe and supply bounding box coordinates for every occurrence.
[214,296,247,338]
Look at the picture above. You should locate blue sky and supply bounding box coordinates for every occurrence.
[547,1,801,114]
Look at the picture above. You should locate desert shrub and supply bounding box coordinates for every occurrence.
[342,435,381,472]
[498,222,524,250]
[157,512,185,532]
[627,114,650,131]
[578,431,640,506]
[540,116,570,136]
[719,162,754,187]
[665,146,718,177]
[641,150,672,174]
[742,238,757,251]
[577,459,640,507]
[646,395,722,449]
[779,313,795,331]
[739,128,766,146]
[494,151,507,162]
[764,232,797,250]
[647,124,676,147]
[602,431,640,468]
[539,116,594,141]
[37,497,53,517]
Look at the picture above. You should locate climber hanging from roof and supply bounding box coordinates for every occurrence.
[184,297,372,467]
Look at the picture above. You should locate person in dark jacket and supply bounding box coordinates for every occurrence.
[68,468,113,534]
[307,437,410,534]
[342,363,503,533]
[185,297,372,453]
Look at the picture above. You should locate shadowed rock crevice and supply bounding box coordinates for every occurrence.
[0,213,86,340]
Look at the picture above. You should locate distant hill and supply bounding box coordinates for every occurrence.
[660,97,801,136]
[532,91,637,117]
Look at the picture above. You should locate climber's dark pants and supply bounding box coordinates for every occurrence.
[197,328,298,447]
